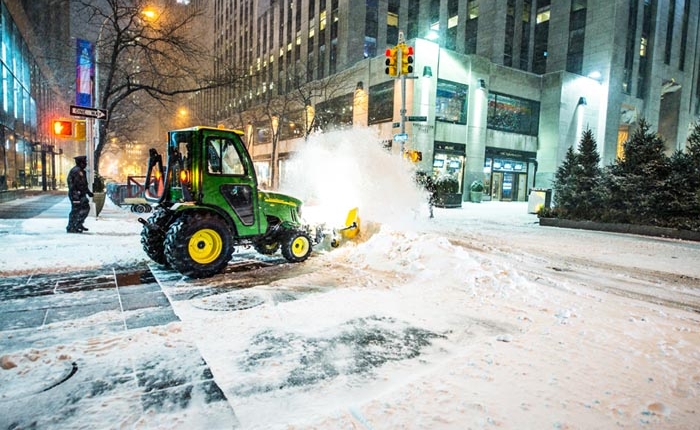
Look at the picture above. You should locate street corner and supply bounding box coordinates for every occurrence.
[0,262,239,429]
[0,324,238,429]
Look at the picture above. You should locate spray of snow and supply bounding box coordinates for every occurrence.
[279,128,427,230]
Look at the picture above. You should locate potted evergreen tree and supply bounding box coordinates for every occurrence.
[469,180,484,203]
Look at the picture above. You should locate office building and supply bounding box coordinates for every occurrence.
[204,0,700,202]
[0,0,72,192]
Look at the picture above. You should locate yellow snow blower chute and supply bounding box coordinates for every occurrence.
[330,207,360,247]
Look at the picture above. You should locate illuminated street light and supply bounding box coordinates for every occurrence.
[142,9,157,20]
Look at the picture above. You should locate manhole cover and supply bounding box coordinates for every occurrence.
[0,355,77,401]
[190,292,265,311]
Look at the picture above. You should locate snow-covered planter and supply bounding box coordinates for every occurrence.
[435,175,461,208]
[469,180,484,203]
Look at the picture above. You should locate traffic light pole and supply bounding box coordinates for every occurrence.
[398,32,407,151]
[386,31,415,153]
[85,118,94,192]
[400,73,407,151]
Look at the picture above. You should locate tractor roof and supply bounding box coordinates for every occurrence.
[171,125,244,135]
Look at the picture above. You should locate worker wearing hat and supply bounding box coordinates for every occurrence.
[66,155,94,233]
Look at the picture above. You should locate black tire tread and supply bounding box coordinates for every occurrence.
[281,230,312,263]
[140,208,171,265]
[163,212,233,278]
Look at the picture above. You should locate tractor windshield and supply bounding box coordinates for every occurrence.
[170,131,192,173]
[168,130,194,200]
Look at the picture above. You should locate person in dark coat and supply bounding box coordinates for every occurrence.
[415,171,438,218]
[66,155,93,233]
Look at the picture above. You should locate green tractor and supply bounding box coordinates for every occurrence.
[138,126,316,278]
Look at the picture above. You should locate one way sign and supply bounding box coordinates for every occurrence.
[70,105,108,120]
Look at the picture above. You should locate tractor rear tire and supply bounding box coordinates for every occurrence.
[140,208,172,266]
[253,241,281,255]
[281,230,312,263]
[164,212,233,278]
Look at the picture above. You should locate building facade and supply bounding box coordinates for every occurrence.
[203,0,700,202]
[0,0,73,192]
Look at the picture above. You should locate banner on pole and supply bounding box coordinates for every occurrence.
[75,39,94,108]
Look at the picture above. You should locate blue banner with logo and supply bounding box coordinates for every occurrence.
[76,39,94,107]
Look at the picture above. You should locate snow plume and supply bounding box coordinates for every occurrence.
[279,127,427,230]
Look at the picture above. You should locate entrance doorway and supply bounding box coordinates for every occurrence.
[491,172,527,201]
[484,150,535,202]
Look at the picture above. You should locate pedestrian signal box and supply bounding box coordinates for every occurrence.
[52,120,73,137]
[74,120,86,140]
[405,150,422,162]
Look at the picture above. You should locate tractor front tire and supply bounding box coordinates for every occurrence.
[140,208,172,266]
[281,230,312,263]
[164,212,233,278]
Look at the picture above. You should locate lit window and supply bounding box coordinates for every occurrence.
[536,10,550,23]
[435,79,468,124]
[320,11,327,30]
[388,12,398,27]
[639,37,647,56]
[431,21,440,31]
[448,16,459,28]
[468,1,479,19]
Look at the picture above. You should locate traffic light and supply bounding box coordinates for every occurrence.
[385,47,398,77]
[52,120,73,137]
[405,150,422,162]
[400,44,414,75]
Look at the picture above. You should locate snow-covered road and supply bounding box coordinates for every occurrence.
[145,203,700,429]
[1,126,699,428]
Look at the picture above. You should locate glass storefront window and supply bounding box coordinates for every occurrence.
[487,92,540,136]
[432,152,465,193]
[435,79,468,124]
[368,81,393,125]
[316,93,353,129]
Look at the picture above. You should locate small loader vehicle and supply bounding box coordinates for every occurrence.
[138,126,326,278]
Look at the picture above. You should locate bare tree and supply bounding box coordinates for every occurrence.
[74,0,248,179]
[287,63,356,140]
[249,63,356,188]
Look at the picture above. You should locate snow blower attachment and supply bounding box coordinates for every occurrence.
[327,207,360,248]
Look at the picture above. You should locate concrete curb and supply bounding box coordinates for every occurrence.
[538,217,700,242]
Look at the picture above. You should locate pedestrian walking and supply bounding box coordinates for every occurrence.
[415,171,438,218]
[66,155,93,233]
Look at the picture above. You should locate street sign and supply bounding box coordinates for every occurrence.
[70,105,108,120]
[393,133,408,142]
[406,115,427,122]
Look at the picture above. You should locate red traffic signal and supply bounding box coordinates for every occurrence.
[52,120,73,137]
[400,44,414,75]
[385,47,398,77]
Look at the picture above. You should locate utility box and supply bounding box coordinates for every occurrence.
[528,188,552,214]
